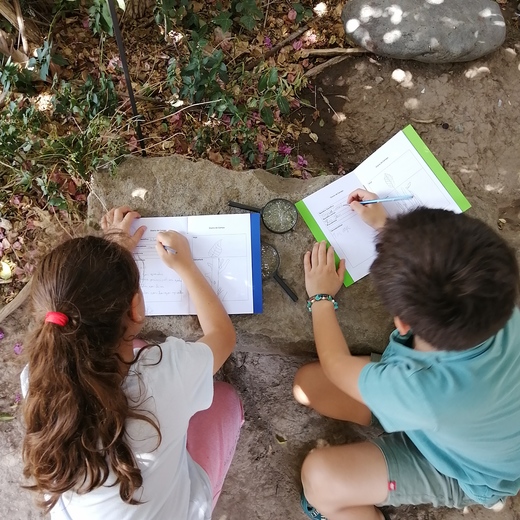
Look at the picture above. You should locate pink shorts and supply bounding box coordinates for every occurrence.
[186,381,244,510]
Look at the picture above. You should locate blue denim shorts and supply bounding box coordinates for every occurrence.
[370,431,503,510]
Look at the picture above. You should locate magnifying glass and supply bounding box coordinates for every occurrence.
[261,243,298,302]
[228,198,298,234]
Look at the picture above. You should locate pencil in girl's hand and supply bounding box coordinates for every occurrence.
[359,195,414,205]
[163,245,177,254]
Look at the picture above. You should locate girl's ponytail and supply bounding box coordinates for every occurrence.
[22,236,159,512]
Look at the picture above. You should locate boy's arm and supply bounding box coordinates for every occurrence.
[304,241,369,403]
[156,231,236,375]
[310,302,370,403]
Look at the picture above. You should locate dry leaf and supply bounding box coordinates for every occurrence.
[0,261,12,281]
[309,132,319,143]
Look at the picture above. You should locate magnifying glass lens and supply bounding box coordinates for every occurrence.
[262,199,298,233]
[261,244,279,279]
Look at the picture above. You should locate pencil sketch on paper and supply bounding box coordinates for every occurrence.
[201,239,230,300]
[383,172,423,212]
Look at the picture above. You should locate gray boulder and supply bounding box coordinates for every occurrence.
[341,0,506,63]
[88,156,394,357]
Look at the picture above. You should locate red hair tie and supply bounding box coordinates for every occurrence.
[45,311,69,327]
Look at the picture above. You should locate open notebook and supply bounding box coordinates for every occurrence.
[130,213,262,315]
[296,125,471,287]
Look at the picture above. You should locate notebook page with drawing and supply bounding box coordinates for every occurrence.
[296,125,471,287]
[130,213,262,315]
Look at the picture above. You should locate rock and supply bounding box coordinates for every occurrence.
[88,156,394,356]
[341,0,506,63]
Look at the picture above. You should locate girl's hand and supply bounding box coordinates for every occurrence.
[304,241,346,298]
[156,231,195,275]
[101,206,146,252]
[348,189,387,230]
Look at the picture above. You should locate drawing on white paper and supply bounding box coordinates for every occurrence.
[204,240,231,300]
[362,150,457,216]
[208,239,223,258]
[192,236,249,302]
[383,172,423,212]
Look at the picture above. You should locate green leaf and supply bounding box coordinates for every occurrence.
[258,73,268,92]
[277,95,290,114]
[230,156,241,168]
[267,67,278,88]
[212,12,233,32]
[260,106,274,127]
[239,15,256,31]
[0,413,15,422]
[39,62,50,81]
[48,197,68,210]
[51,54,69,66]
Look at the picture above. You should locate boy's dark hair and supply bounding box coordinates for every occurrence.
[370,208,519,351]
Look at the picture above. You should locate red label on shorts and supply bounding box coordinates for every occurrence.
[388,481,397,491]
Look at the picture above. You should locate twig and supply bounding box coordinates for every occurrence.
[318,89,338,117]
[303,47,368,57]
[0,278,32,323]
[410,118,436,124]
[0,0,40,43]
[245,25,309,71]
[13,0,28,54]
[304,56,350,78]
[263,0,272,28]
[141,99,223,126]
[119,92,168,105]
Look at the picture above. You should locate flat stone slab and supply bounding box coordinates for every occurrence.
[341,0,506,63]
[88,156,495,357]
[88,156,395,356]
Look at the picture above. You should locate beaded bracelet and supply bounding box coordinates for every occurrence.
[306,294,339,312]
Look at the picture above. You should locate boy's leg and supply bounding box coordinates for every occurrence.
[294,361,372,425]
[186,381,244,510]
[302,441,389,520]
[302,433,478,520]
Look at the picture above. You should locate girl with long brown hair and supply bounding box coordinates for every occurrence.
[21,206,242,520]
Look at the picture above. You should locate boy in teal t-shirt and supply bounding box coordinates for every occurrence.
[294,188,520,520]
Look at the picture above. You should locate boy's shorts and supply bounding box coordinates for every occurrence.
[370,431,502,509]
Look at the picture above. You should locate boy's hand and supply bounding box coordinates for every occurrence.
[156,231,195,275]
[348,189,387,230]
[304,241,346,297]
[101,206,146,252]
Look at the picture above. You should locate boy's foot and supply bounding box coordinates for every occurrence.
[300,493,327,519]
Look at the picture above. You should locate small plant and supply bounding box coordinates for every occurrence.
[231,0,262,31]
[27,40,53,81]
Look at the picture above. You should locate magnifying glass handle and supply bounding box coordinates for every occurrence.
[273,272,299,302]
[228,201,263,213]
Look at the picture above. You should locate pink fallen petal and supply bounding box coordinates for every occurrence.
[288,9,297,21]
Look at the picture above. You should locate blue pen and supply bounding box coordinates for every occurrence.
[163,245,177,254]
[359,194,414,205]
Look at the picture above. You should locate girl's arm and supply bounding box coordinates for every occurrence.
[156,231,236,374]
[304,241,370,403]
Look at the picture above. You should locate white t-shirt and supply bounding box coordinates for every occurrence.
[21,337,215,520]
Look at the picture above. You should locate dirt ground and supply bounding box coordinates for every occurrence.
[1,4,520,519]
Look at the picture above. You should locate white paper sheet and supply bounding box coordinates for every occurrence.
[131,214,255,315]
